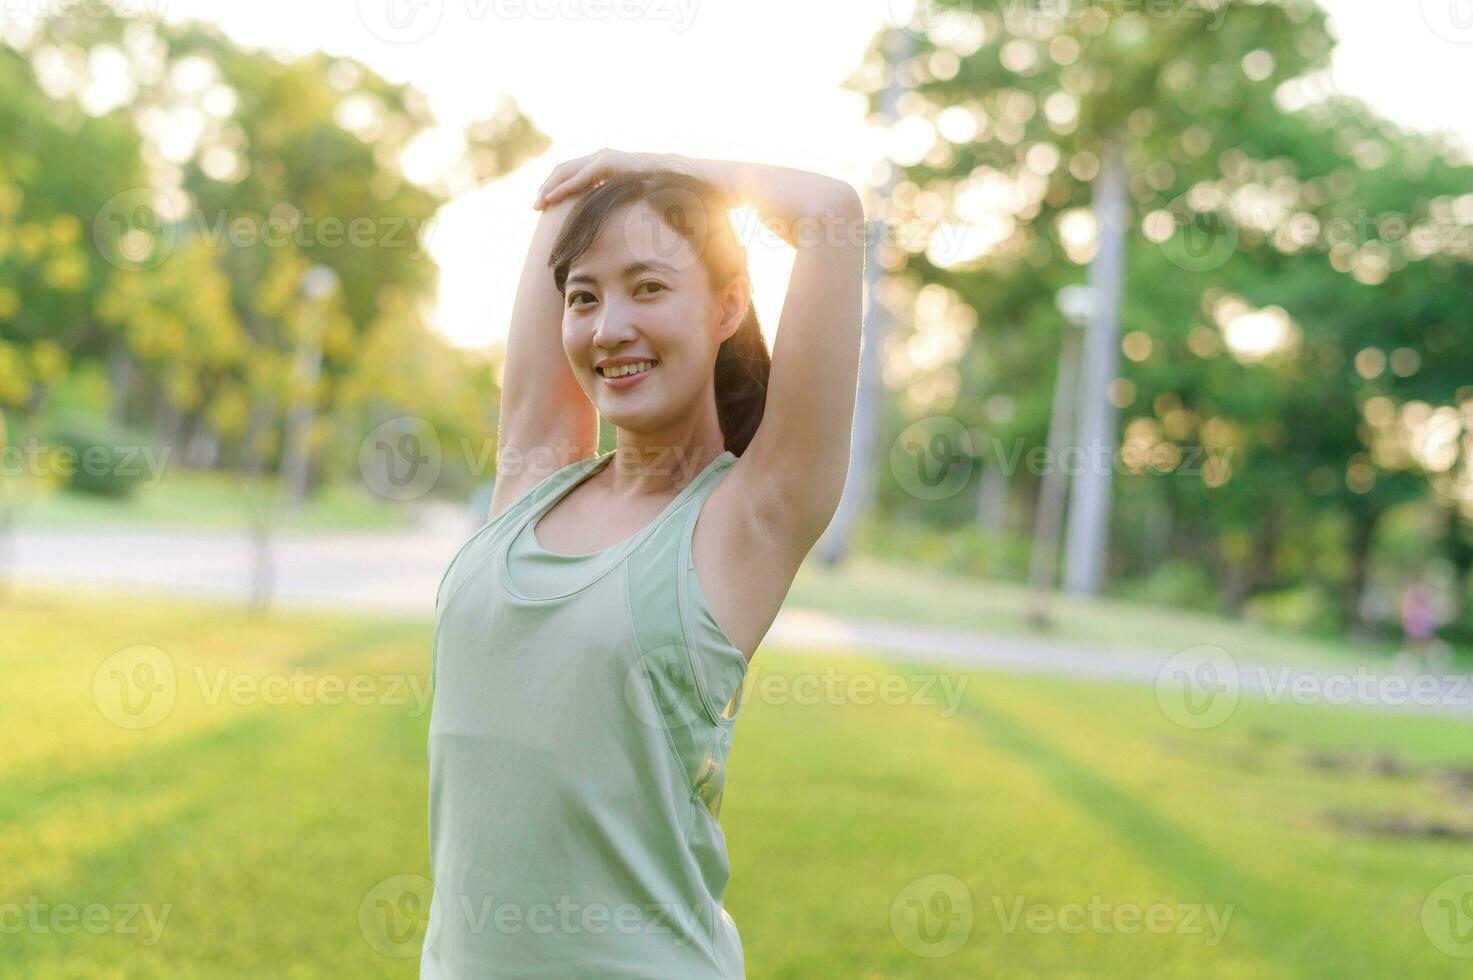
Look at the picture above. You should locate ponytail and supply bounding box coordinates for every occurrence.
[714,305,770,456]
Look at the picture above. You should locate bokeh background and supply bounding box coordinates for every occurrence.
[4,1,1473,976]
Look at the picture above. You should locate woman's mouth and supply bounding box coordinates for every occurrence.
[595,359,658,388]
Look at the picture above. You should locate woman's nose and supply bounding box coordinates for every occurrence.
[591,305,640,347]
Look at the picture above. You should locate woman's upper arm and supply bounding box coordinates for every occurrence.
[730,185,866,547]
[490,191,599,521]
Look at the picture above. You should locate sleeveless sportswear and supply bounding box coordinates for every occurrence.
[421,449,749,978]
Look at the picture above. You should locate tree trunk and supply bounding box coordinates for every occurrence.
[976,458,1009,533]
[107,337,134,429]
[1443,503,1473,624]
[1341,507,1381,629]
[1026,322,1083,626]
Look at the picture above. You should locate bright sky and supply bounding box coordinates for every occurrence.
[153,0,1473,350]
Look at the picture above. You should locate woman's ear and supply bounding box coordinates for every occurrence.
[715,274,750,343]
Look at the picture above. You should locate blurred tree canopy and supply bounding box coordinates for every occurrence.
[1,6,549,495]
[849,0,1473,631]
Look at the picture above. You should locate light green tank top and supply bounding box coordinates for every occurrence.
[423,449,749,978]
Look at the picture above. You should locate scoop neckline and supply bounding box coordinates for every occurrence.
[500,449,735,601]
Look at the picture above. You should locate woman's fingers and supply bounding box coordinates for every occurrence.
[544,161,608,205]
[533,149,653,209]
[533,153,595,208]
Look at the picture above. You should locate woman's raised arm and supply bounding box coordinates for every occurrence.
[667,155,866,547]
[486,192,600,522]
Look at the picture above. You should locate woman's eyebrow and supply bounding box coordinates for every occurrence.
[566,260,679,286]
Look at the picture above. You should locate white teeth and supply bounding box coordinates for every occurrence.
[601,360,655,378]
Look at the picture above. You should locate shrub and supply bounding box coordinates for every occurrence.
[1242,584,1341,635]
[1113,560,1221,613]
[45,411,152,499]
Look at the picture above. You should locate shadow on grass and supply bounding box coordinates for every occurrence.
[948,684,1411,978]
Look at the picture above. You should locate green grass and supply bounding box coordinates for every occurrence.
[2,468,418,532]
[3,583,1472,977]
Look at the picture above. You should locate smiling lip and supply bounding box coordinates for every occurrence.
[596,359,657,388]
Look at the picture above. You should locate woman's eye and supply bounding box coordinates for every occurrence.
[569,291,594,306]
[636,281,665,296]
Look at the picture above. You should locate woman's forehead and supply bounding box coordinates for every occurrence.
[570,201,702,279]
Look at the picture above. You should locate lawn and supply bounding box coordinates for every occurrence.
[2,469,424,532]
[2,584,1471,977]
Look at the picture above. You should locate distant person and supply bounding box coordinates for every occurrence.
[420,150,863,977]
[1398,577,1451,674]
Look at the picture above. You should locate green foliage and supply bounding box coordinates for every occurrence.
[852,1,1473,631]
[0,7,550,502]
[1242,583,1342,635]
[855,517,1033,582]
[44,409,151,498]
[1112,558,1222,613]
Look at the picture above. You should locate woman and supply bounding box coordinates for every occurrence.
[422,149,864,977]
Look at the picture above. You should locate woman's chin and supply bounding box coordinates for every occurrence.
[598,401,681,435]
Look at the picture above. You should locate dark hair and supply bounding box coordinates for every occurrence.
[547,168,771,456]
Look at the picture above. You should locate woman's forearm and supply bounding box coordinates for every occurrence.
[664,155,863,248]
[498,191,597,463]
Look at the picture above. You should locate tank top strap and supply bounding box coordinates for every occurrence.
[434,452,602,615]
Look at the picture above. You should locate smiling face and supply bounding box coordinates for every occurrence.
[562,198,746,438]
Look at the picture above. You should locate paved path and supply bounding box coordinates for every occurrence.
[9,520,1471,719]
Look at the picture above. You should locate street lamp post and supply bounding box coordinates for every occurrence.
[1027,285,1095,628]
[282,264,339,507]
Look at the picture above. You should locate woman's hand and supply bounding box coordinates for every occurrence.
[532,148,677,210]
